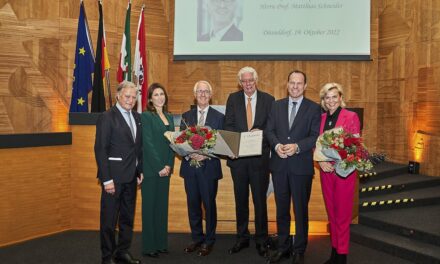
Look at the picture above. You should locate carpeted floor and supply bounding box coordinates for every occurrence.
[0,231,412,264]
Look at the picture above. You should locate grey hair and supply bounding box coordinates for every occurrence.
[237,66,258,83]
[193,80,213,94]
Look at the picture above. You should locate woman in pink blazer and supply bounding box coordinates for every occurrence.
[318,83,360,264]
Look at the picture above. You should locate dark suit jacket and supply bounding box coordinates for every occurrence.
[94,106,143,184]
[198,24,243,41]
[179,107,225,180]
[224,90,275,168]
[265,97,321,175]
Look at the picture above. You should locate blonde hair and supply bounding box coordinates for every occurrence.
[193,80,213,94]
[319,82,346,111]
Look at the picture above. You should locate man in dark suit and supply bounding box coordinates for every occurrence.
[180,80,225,257]
[94,81,143,264]
[224,66,275,257]
[265,70,321,264]
[198,0,243,41]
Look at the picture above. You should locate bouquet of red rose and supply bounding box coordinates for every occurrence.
[313,127,373,177]
[164,126,217,167]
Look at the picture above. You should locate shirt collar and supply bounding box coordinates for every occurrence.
[244,90,257,100]
[116,102,130,114]
[197,105,210,113]
[289,95,304,106]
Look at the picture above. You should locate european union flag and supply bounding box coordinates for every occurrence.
[69,1,94,112]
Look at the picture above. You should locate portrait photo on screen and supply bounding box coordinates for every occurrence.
[197,0,243,42]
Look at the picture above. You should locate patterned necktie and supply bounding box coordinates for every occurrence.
[246,97,253,130]
[126,111,135,141]
[289,101,297,129]
[198,110,205,126]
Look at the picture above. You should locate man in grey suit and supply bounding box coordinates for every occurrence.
[224,66,274,257]
[94,81,143,264]
[265,70,321,264]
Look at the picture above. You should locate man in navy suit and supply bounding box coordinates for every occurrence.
[224,66,274,257]
[94,81,144,264]
[180,80,225,257]
[265,70,321,264]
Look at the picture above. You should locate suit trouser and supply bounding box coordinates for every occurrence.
[100,178,137,259]
[184,168,219,246]
[141,176,170,253]
[320,170,356,254]
[272,171,312,253]
[230,159,269,244]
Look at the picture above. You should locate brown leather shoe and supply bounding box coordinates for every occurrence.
[197,243,213,256]
[184,242,202,253]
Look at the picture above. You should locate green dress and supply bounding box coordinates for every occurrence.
[141,111,175,254]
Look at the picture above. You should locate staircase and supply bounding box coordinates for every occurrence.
[351,162,440,264]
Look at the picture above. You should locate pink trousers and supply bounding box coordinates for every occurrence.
[320,170,356,254]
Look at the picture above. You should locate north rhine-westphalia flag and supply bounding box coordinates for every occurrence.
[117,1,131,83]
[69,1,94,112]
[91,0,111,112]
[133,5,147,113]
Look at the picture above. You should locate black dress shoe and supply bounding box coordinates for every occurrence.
[184,242,202,253]
[143,252,159,258]
[101,257,116,264]
[266,250,290,263]
[228,241,250,254]
[114,252,141,264]
[197,243,213,256]
[335,253,346,264]
[256,243,269,257]
[157,249,169,254]
[323,247,336,264]
[291,252,305,264]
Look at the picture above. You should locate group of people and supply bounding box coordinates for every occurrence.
[94,66,361,264]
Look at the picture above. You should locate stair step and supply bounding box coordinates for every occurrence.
[359,186,440,211]
[360,206,440,246]
[360,174,440,198]
[359,162,408,182]
[351,224,440,264]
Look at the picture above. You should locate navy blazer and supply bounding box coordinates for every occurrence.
[179,107,225,180]
[94,106,143,184]
[265,97,321,176]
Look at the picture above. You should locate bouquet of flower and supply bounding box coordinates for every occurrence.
[313,127,373,177]
[164,126,217,168]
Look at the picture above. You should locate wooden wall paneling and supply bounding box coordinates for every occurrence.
[0,146,71,246]
[377,0,440,175]
[0,2,68,134]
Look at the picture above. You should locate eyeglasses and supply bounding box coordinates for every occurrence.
[196,90,211,95]
[240,79,255,84]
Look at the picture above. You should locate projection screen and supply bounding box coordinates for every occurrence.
[173,0,370,61]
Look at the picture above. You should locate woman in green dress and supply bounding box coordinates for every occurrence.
[141,83,175,258]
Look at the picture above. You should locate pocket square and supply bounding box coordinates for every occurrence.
[108,157,122,161]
